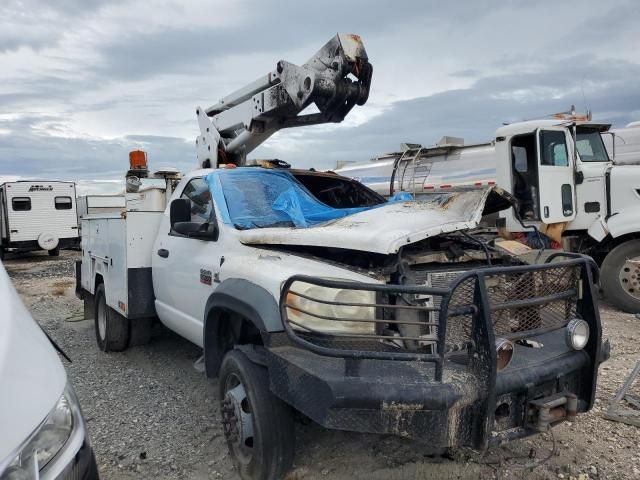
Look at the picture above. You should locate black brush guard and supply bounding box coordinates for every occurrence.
[265,256,603,450]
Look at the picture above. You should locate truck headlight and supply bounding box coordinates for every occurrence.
[566,318,590,350]
[0,385,78,480]
[285,281,376,334]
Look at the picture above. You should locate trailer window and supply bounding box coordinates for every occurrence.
[540,130,569,166]
[55,196,73,210]
[180,178,215,223]
[12,197,31,211]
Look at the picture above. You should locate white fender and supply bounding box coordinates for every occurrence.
[604,207,640,239]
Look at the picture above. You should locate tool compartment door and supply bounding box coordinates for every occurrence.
[536,127,577,223]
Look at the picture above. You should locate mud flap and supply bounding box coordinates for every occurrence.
[83,294,95,320]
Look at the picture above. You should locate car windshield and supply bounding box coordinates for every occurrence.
[211,169,388,230]
[576,128,610,162]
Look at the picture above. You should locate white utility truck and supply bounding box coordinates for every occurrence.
[337,112,640,312]
[77,37,608,480]
[0,180,79,259]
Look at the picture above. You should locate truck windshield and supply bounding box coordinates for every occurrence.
[576,128,610,162]
[212,169,386,230]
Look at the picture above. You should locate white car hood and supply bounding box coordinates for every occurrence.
[238,188,493,254]
[0,264,66,462]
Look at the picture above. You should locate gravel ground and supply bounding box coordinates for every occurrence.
[4,250,640,480]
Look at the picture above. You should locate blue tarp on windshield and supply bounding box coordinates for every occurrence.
[205,169,411,229]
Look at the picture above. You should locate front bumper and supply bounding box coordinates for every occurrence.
[50,438,99,480]
[270,257,603,451]
[267,330,594,451]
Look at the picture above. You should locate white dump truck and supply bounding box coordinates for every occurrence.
[0,180,79,259]
[77,39,608,480]
[337,112,640,312]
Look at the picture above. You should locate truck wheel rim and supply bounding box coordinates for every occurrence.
[619,256,640,301]
[221,374,255,465]
[97,297,107,340]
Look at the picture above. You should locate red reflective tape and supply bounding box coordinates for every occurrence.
[474,182,483,186]
[488,181,496,185]
[440,184,452,188]
[424,185,435,190]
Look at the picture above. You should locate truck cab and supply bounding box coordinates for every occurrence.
[494,118,640,312]
[495,119,611,231]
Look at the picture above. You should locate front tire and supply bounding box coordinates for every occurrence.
[601,240,640,313]
[219,350,294,480]
[48,246,60,257]
[94,284,130,351]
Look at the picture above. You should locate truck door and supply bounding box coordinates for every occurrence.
[153,177,221,347]
[536,128,577,223]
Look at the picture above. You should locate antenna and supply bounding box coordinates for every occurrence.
[581,75,588,114]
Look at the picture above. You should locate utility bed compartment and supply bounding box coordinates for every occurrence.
[80,189,166,319]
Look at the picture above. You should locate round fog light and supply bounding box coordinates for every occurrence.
[566,318,589,350]
[495,338,514,371]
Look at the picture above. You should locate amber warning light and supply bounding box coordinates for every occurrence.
[129,150,148,170]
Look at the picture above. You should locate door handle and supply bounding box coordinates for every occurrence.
[157,249,169,258]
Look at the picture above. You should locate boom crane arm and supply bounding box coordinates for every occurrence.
[195,33,372,168]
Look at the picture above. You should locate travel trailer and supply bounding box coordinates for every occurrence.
[0,181,79,259]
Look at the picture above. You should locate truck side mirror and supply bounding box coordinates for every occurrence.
[170,198,191,228]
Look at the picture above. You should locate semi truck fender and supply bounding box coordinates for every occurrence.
[605,208,640,239]
[203,278,283,377]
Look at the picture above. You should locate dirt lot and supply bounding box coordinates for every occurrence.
[4,251,640,480]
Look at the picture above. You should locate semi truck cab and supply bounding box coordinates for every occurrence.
[494,119,640,312]
[337,113,640,313]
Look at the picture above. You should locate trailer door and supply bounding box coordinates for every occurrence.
[536,128,577,223]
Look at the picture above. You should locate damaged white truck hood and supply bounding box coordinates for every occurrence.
[237,189,493,255]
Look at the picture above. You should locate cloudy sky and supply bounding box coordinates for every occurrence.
[1,0,639,194]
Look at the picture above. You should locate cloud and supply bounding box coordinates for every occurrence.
[0,114,193,179]
[0,0,120,52]
[0,0,639,182]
